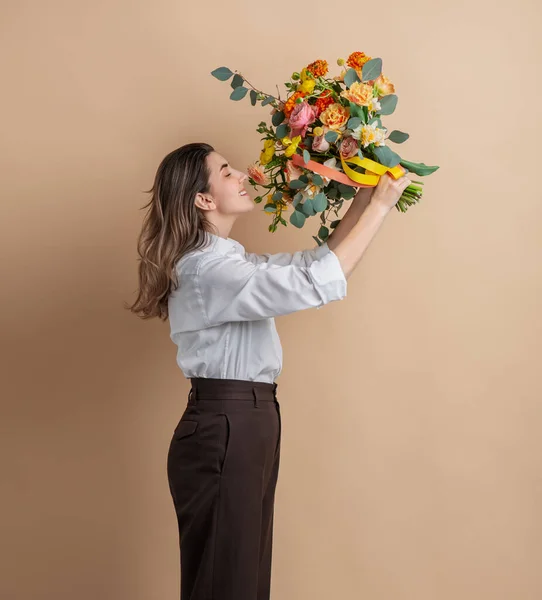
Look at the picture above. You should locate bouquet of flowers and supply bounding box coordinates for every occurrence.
[211,51,439,242]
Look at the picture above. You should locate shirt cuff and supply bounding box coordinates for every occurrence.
[308,249,347,309]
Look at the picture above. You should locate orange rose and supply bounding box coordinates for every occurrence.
[340,81,374,107]
[319,103,350,131]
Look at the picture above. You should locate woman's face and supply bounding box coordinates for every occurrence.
[200,151,254,216]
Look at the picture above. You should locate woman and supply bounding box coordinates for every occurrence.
[126,142,410,600]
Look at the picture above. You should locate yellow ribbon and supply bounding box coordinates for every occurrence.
[340,155,406,187]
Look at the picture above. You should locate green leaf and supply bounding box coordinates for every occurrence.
[272,111,285,126]
[338,183,356,195]
[301,198,314,216]
[388,130,409,143]
[312,173,323,186]
[379,94,398,115]
[347,117,362,130]
[344,68,361,88]
[312,235,323,246]
[250,90,258,106]
[211,66,234,81]
[373,145,402,168]
[303,150,311,165]
[348,102,364,119]
[312,192,328,212]
[300,174,309,183]
[272,191,283,201]
[290,210,306,228]
[275,123,289,138]
[230,86,248,101]
[399,159,440,176]
[361,58,382,82]
[292,192,303,207]
[263,203,277,213]
[231,74,244,89]
[325,130,338,143]
[261,96,274,106]
[330,219,341,229]
[289,179,306,189]
[318,225,329,240]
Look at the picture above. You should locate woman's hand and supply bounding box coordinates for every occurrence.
[369,172,411,213]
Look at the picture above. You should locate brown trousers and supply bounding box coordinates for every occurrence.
[167,377,282,600]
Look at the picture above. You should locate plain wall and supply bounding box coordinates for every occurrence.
[1,0,541,598]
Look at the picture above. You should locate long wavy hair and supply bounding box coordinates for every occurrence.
[125,142,218,321]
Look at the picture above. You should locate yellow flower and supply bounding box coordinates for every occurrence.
[260,140,275,165]
[297,79,315,94]
[313,126,323,136]
[283,135,302,157]
[259,139,275,165]
[297,68,315,94]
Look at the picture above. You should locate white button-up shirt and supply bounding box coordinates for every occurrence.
[168,231,347,384]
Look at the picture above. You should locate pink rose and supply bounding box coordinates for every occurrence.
[339,136,359,159]
[312,131,330,153]
[288,101,318,139]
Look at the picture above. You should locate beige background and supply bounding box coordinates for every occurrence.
[2,0,541,598]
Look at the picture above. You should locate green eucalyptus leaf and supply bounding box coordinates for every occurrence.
[211,66,234,81]
[325,130,338,143]
[272,111,285,126]
[344,68,361,88]
[293,192,303,207]
[301,198,314,216]
[231,74,244,89]
[373,145,402,168]
[250,90,258,106]
[303,150,311,165]
[290,210,306,228]
[347,117,362,130]
[379,94,398,115]
[230,86,248,101]
[388,130,409,143]
[261,96,274,106]
[361,58,382,82]
[272,191,283,201]
[349,102,364,119]
[263,203,277,213]
[275,123,289,138]
[318,225,329,240]
[312,192,328,212]
[312,173,323,186]
[289,179,306,189]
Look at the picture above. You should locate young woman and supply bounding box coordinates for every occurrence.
[127,142,410,600]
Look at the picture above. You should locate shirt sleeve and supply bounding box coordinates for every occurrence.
[196,247,347,326]
[243,241,331,267]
